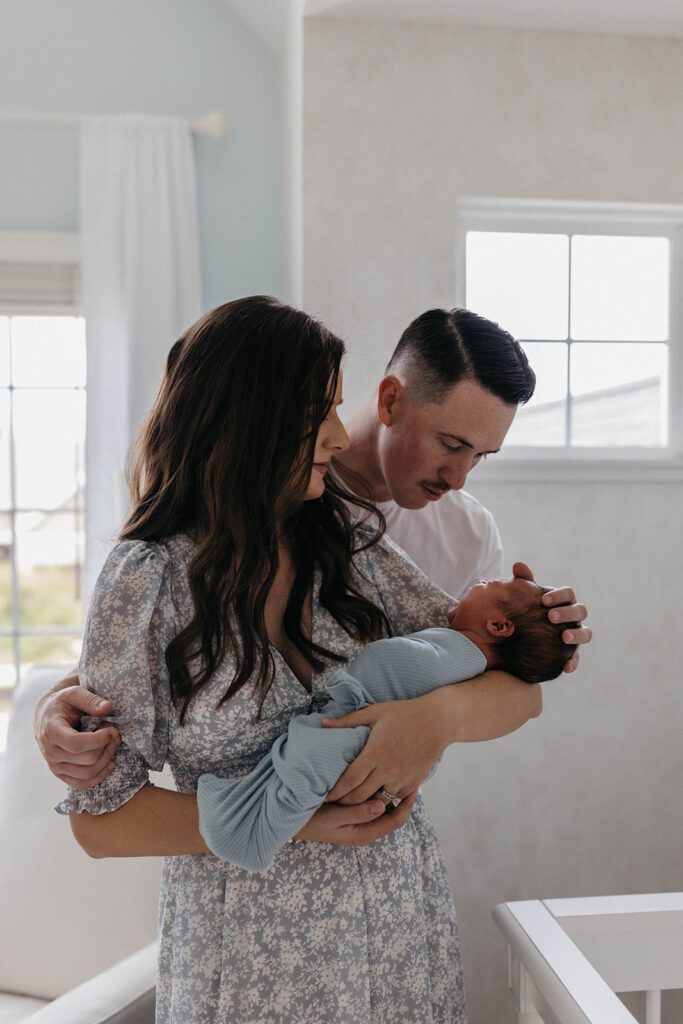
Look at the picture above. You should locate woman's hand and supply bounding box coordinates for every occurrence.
[321,667,543,806]
[321,695,446,807]
[513,561,591,672]
[292,789,419,845]
[34,674,121,788]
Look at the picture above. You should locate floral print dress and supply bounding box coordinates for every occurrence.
[56,531,467,1024]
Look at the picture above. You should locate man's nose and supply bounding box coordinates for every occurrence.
[440,462,469,491]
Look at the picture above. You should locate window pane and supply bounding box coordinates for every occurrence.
[13,390,85,509]
[16,511,83,627]
[466,232,569,340]
[10,316,86,387]
[0,318,9,386]
[0,512,12,628]
[570,343,668,447]
[0,646,14,753]
[505,342,568,446]
[0,391,10,509]
[21,634,82,669]
[570,235,669,341]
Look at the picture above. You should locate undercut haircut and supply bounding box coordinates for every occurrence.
[386,307,536,406]
[495,587,578,684]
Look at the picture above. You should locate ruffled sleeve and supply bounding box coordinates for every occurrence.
[55,540,175,816]
[354,529,454,637]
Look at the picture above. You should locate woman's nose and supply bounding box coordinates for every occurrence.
[327,416,350,452]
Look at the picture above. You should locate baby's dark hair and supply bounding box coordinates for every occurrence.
[494,586,577,683]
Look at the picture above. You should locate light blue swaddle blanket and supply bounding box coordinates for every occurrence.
[197,627,486,871]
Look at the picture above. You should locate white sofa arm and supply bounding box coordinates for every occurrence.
[22,942,156,1024]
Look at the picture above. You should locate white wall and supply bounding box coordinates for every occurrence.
[0,0,282,310]
[304,19,683,1023]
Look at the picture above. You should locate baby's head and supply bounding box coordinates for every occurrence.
[448,575,578,683]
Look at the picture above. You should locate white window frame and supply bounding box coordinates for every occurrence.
[0,230,84,688]
[455,199,683,482]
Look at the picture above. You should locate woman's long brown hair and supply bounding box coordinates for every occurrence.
[121,296,388,723]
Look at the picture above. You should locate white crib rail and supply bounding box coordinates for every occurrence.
[494,893,683,1024]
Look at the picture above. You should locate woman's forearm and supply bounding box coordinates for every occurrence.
[428,670,542,746]
[69,784,210,858]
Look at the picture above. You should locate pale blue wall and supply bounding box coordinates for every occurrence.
[0,0,281,308]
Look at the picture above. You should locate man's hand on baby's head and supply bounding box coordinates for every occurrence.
[512,561,534,582]
[513,561,591,672]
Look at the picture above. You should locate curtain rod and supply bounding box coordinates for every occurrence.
[0,110,229,140]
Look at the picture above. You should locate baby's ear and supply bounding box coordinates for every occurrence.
[486,617,515,639]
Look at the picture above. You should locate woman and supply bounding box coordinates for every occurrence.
[57,296,533,1023]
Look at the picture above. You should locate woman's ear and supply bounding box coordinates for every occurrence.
[377,376,403,427]
[486,617,515,639]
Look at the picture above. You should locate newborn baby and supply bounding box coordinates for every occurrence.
[198,572,576,871]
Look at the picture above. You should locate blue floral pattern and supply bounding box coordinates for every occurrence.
[56,531,466,1023]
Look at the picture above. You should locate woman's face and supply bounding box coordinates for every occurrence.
[304,372,349,500]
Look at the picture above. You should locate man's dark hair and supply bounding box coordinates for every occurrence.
[386,307,535,406]
[494,587,577,684]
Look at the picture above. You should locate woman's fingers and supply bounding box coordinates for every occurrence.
[324,754,378,803]
[336,767,393,807]
[321,707,377,729]
[296,790,419,846]
[342,789,419,845]
[322,708,381,802]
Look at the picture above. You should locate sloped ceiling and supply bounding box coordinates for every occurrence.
[221,0,289,52]
[225,0,683,45]
[312,0,683,38]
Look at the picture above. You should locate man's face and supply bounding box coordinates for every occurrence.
[376,378,517,509]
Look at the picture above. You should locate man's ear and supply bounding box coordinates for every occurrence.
[377,375,404,427]
[486,617,515,639]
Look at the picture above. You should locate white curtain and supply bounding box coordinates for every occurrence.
[80,115,202,597]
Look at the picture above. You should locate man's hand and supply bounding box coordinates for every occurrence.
[34,674,121,788]
[293,789,419,845]
[513,560,591,672]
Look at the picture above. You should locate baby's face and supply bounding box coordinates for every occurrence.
[448,576,542,632]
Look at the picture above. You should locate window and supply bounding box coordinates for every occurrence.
[456,201,683,478]
[0,233,84,752]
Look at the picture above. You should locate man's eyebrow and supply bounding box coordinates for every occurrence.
[437,431,500,454]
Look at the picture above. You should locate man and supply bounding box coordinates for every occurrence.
[34,306,589,840]
[336,306,528,597]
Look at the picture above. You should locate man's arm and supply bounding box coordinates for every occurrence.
[34,674,121,787]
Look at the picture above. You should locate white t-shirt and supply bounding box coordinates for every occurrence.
[377,489,504,601]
